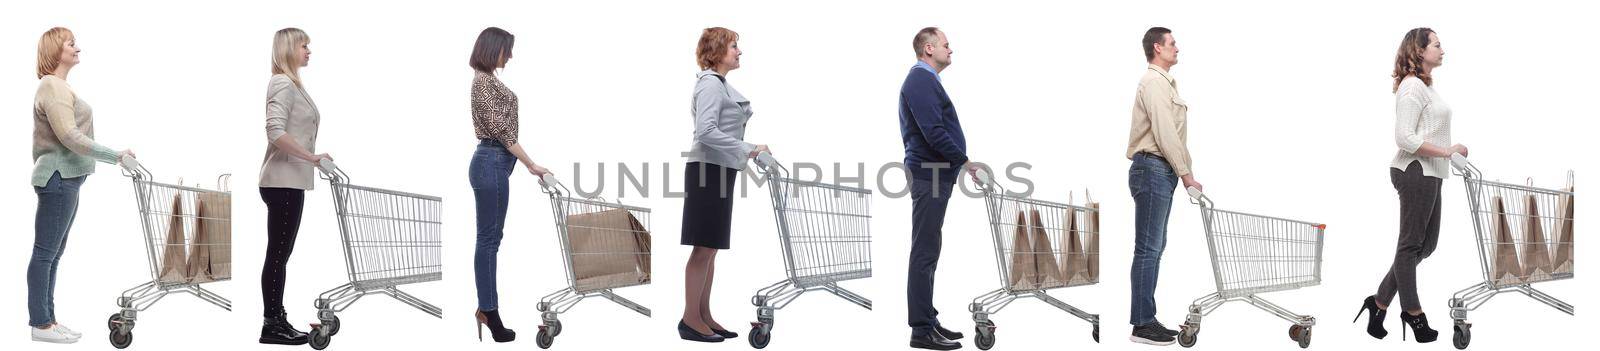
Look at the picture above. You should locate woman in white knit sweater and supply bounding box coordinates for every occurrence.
[1353,27,1469,344]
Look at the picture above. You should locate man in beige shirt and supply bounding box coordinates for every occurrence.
[1125,27,1202,346]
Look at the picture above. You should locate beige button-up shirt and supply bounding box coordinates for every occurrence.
[1125,64,1192,176]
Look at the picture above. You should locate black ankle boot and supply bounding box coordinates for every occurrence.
[476,309,516,342]
[1399,311,1438,343]
[259,313,310,345]
[1353,296,1388,339]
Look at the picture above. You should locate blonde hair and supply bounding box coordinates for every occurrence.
[271,28,310,87]
[37,27,74,79]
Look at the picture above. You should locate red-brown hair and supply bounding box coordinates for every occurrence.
[37,27,74,79]
[696,27,738,71]
[1392,27,1435,93]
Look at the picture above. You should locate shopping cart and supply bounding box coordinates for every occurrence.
[1178,187,1324,349]
[968,169,1100,349]
[107,156,232,349]
[307,159,443,350]
[747,152,873,349]
[1445,154,1575,350]
[534,173,652,349]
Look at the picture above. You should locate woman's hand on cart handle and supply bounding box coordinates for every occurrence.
[1450,144,1469,158]
[1181,174,1203,193]
[526,162,551,177]
[748,144,771,158]
[316,157,339,174]
[118,151,140,172]
[754,151,779,171]
[538,172,560,188]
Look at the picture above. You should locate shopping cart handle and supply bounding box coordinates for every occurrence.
[974,167,995,187]
[1185,186,1204,201]
[1449,153,1471,169]
[540,173,561,189]
[317,158,340,175]
[119,154,141,173]
[754,151,779,171]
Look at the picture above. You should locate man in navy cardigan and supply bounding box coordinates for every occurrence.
[900,27,984,351]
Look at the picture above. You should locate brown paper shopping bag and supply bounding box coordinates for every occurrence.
[1520,194,1554,281]
[1553,185,1574,274]
[157,194,189,283]
[1029,210,1066,287]
[1489,197,1523,285]
[1086,200,1100,282]
[1007,211,1037,290]
[1059,206,1089,284]
[187,191,232,283]
[568,208,650,292]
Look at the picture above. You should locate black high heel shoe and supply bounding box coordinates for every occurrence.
[475,310,516,343]
[678,320,725,343]
[1353,296,1388,339]
[1399,311,1438,343]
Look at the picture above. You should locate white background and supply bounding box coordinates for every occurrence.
[2,0,1596,350]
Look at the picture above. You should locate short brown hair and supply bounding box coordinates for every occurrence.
[1142,27,1172,62]
[912,27,941,58]
[1392,27,1436,92]
[696,27,738,71]
[37,27,74,79]
[470,27,515,73]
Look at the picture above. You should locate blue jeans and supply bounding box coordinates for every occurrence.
[1128,152,1178,326]
[28,171,86,327]
[907,178,955,334]
[470,140,516,311]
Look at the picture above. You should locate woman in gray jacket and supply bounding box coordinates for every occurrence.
[257,27,332,346]
[678,27,770,343]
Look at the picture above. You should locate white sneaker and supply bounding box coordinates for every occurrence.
[30,325,79,344]
[53,323,82,338]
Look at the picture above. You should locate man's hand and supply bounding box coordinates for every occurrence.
[1181,174,1203,193]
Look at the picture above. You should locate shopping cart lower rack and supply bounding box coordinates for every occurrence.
[307,160,443,350]
[968,169,1100,349]
[747,152,873,349]
[1445,155,1575,350]
[1179,187,1324,349]
[534,174,652,349]
[108,156,232,349]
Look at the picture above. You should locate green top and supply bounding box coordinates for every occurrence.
[33,76,118,187]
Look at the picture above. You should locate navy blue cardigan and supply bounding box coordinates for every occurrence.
[898,67,968,182]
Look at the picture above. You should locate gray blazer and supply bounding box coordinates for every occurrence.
[259,74,321,190]
[687,70,754,169]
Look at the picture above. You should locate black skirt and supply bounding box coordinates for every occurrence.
[680,162,738,249]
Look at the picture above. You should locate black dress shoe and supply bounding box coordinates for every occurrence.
[936,324,965,340]
[910,330,962,350]
[711,327,738,339]
[678,320,725,343]
[259,313,310,345]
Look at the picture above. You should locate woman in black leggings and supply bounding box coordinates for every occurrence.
[257,27,331,346]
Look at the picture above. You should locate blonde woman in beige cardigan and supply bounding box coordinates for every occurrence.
[257,27,331,346]
[28,27,135,344]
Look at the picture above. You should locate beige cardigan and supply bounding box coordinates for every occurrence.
[259,74,321,190]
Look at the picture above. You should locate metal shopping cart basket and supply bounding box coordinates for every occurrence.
[107,156,232,349]
[968,169,1100,349]
[1445,154,1575,349]
[746,152,873,349]
[307,159,443,350]
[534,173,652,349]
[1178,187,1325,349]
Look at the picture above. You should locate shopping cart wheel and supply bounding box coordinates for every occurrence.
[1452,324,1470,350]
[547,320,562,337]
[536,328,554,349]
[1178,325,1198,348]
[1290,325,1311,348]
[324,315,341,336]
[975,330,995,350]
[749,326,771,349]
[109,329,133,349]
[309,326,332,350]
[974,321,996,350]
[106,313,123,331]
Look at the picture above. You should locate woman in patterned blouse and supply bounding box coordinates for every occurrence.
[467,27,550,343]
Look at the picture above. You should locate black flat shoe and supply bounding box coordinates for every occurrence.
[259,313,310,345]
[711,327,738,339]
[910,330,962,350]
[1353,296,1388,339]
[935,324,965,340]
[1399,311,1438,343]
[678,320,725,343]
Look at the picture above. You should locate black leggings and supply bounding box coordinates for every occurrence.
[1376,161,1443,312]
[260,187,306,318]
